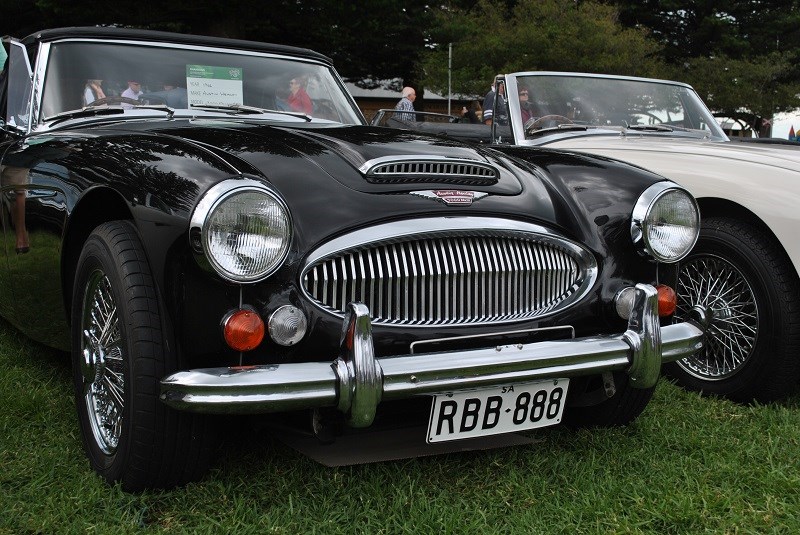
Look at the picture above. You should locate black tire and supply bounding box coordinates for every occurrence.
[665,216,800,402]
[563,372,655,427]
[71,221,217,491]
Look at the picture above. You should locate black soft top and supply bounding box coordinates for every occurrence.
[21,27,332,65]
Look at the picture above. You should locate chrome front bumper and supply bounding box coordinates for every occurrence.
[160,284,704,427]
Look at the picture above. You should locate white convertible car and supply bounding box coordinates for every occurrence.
[374,72,800,402]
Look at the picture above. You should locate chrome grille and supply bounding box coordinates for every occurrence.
[363,159,498,185]
[302,222,596,326]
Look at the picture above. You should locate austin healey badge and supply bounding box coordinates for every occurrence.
[410,190,489,206]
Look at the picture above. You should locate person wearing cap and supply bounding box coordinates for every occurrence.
[122,80,143,101]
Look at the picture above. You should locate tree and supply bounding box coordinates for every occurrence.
[1,0,432,102]
[421,0,664,99]
[609,0,800,134]
[674,53,798,133]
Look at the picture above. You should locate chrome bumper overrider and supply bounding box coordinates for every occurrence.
[160,284,704,427]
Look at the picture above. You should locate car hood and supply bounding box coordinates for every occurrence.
[155,122,663,247]
[535,134,800,172]
[19,119,664,257]
[164,122,526,196]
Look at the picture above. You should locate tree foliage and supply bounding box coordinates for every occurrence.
[673,53,798,131]
[3,0,800,128]
[0,0,431,90]
[609,0,800,132]
[421,0,664,98]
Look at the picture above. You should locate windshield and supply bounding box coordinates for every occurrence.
[514,74,726,141]
[39,41,364,125]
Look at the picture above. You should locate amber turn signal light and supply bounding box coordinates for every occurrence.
[223,309,265,352]
[656,284,677,317]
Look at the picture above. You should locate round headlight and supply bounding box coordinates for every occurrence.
[193,180,292,282]
[631,182,699,263]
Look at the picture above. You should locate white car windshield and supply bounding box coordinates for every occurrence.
[40,41,363,124]
[515,74,726,141]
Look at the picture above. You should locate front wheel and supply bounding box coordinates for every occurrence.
[72,221,217,490]
[665,216,800,402]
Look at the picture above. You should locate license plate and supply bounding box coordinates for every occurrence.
[426,379,569,443]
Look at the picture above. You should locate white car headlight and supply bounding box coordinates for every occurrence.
[191,179,292,282]
[631,182,699,263]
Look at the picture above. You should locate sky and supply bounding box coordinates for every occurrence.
[771,111,800,139]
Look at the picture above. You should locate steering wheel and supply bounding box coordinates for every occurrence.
[139,95,168,106]
[526,114,574,132]
[85,96,142,107]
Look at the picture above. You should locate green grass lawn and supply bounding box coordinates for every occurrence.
[2,317,799,534]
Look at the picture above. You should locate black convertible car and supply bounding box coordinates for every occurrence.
[1,28,703,491]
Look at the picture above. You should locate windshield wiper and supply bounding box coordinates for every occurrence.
[190,104,312,122]
[627,124,681,132]
[46,107,125,124]
[627,124,673,132]
[527,124,590,136]
[626,124,698,134]
[132,104,175,117]
[46,104,175,125]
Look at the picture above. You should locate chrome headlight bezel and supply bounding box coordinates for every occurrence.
[190,178,292,283]
[631,182,700,263]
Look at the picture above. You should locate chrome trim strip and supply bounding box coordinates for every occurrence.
[408,325,575,354]
[511,71,696,90]
[25,40,41,135]
[160,285,705,424]
[40,36,330,62]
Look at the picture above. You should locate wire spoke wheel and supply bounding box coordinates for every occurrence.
[676,254,758,380]
[80,270,125,454]
[666,216,800,402]
[72,221,218,490]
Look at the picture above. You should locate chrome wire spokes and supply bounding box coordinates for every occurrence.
[675,255,758,380]
[80,270,124,454]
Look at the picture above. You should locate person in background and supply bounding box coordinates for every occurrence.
[394,86,416,121]
[519,87,534,125]
[141,80,188,108]
[120,80,144,109]
[482,75,507,126]
[287,76,313,115]
[82,79,105,105]
[461,100,482,124]
[122,80,143,101]
[0,164,29,253]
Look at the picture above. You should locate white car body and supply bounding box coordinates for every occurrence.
[545,136,800,278]
[372,72,800,401]
[501,72,800,402]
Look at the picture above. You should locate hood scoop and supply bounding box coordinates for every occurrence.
[359,156,499,186]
